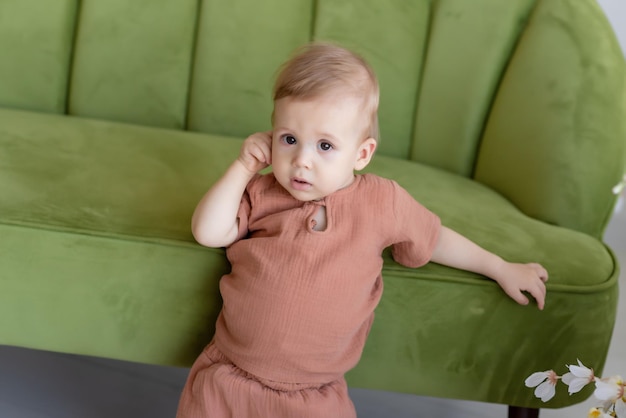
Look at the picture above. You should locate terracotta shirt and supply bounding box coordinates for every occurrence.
[214,173,441,385]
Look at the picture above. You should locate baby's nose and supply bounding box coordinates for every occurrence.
[293,147,312,168]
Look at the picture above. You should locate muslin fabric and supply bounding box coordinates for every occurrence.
[177,173,441,417]
[176,341,356,418]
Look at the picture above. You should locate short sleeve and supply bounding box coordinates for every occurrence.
[390,182,441,268]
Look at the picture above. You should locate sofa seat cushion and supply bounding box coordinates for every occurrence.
[0,108,614,287]
[0,108,618,407]
[0,109,236,243]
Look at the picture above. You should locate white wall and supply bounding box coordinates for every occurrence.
[597,0,626,56]
[596,1,626,214]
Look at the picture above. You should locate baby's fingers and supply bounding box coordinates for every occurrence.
[508,288,531,308]
[529,263,549,283]
[504,280,546,310]
[243,132,273,164]
[253,131,273,164]
[526,280,547,310]
[251,142,270,164]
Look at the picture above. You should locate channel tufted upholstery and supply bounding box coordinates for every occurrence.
[0,0,624,412]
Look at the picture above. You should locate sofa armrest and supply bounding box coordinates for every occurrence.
[474,0,626,238]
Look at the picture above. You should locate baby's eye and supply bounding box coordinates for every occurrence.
[319,142,333,151]
[283,135,297,145]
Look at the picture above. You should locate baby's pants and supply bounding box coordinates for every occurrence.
[176,342,356,418]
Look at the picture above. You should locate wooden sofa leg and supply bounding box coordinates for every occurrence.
[508,406,539,418]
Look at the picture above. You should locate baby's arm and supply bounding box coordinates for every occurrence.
[430,226,549,310]
[191,131,272,248]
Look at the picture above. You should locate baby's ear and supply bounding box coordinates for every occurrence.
[354,138,377,171]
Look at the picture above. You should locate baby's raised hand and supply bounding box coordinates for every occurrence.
[238,131,272,174]
[494,262,549,310]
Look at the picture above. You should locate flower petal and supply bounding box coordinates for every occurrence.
[535,380,556,402]
[567,377,590,394]
[562,372,575,385]
[615,398,626,418]
[594,379,620,401]
[568,360,593,378]
[525,371,549,388]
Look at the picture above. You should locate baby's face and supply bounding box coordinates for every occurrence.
[271,94,375,201]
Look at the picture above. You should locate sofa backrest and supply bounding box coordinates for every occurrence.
[1,0,624,237]
[0,0,537,164]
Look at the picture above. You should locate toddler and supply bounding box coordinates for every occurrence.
[176,43,548,418]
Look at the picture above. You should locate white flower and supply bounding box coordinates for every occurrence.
[615,396,626,418]
[617,399,626,418]
[594,376,625,418]
[587,407,611,418]
[594,376,623,401]
[525,370,559,402]
[562,359,595,394]
[524,361,626,416]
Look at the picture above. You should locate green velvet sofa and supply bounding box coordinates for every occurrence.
[1,0,624,416]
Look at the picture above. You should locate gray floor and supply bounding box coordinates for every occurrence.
[1,199,624,417]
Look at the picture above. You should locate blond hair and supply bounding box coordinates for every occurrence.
[273,43,380,141]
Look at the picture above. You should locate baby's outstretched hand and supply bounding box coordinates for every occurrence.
[238,131,272,174]
[493,262,549,310]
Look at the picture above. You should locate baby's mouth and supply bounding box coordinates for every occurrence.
[291,177,312,190]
